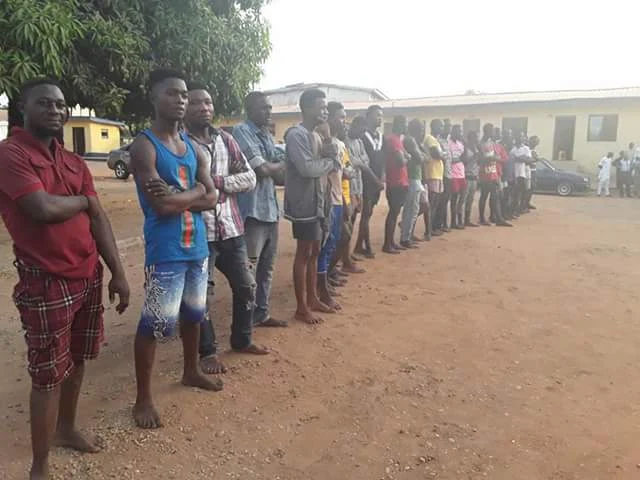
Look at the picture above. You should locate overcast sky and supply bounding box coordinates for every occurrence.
[260,0,640,99]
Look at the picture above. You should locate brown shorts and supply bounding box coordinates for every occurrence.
[13,261,104,391]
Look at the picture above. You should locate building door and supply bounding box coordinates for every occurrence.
[72,127,86,155]
[553,116,576,161]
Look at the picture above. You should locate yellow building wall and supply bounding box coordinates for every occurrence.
[87,123,121,154]
[225,99,640,178]
[63,120,121,155]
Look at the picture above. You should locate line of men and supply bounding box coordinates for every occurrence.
[0,75,539,479]
[282,88,540,319]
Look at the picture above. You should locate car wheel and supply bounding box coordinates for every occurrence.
[114,161,130,180]
[557,182,572,196]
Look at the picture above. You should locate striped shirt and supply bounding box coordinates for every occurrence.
[189,127,256,242]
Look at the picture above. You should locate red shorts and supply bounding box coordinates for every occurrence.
[450,178,468,193]
[13,261,104,391]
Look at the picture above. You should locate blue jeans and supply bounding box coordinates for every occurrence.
[199,236,256,357]
[244,218,278,326]
[318,205,342,274]
[138,259,209,338]
[400,179,423,242]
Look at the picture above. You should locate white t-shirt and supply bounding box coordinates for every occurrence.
[511,145,532,179]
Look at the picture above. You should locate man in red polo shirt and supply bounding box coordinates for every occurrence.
[478,123,512,227]
[0,79,130,479]
[382,115,410,254]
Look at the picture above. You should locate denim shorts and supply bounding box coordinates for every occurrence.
[138,259,209,338]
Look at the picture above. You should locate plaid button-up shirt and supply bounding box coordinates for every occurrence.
[188,127,256,242]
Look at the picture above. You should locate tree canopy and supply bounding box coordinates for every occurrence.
[0,0,271,127]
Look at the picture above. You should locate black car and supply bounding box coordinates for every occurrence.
[534,159,590,196]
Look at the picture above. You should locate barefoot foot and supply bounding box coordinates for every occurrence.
[294,310,323,324]
[133,403,163,429]
[342,264,366,274]
[200,355,227,375]
[182,372,224,391]
[309,299,337,314]
[233,344,270,355]
[54,427,101,453]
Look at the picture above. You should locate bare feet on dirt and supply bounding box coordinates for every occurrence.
[233,344,270,355]
[309,299,337,314]
[54,427,101,453]
[133,403,163,430]
[294,309,323,325]
[182,372,224,391]
[200,355,227,375]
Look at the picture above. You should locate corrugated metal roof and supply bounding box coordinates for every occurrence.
[271,86,640,114]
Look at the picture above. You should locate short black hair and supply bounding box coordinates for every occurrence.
[244,91,266,112]
[327,101,345,120]
[19,78,62,102]
[187,81,209,92]
[366,105,382,117]
[430,118,442,130]
[148,68,186,91]
[299,88,326,112]
[408,118,424,135]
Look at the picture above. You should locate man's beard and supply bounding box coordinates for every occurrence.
[32,125,62,138]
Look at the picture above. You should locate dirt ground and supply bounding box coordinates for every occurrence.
[1,163,640,479]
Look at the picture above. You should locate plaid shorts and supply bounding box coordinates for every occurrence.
[13,261,104,391]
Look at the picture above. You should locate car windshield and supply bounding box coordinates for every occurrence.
[539,159,555,171]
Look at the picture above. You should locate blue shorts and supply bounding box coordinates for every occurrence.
[138,259,209,338]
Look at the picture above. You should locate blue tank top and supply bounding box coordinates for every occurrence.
[137,129,208,266]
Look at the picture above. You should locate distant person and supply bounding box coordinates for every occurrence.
[400,118,427,247]
[631,143,640,197]
[346,115,381,250]
[129,69,220,430]
[0,78,130,479]
[234,92,288,331]
[355,105,385,258]
[462,130,480,227]
[614,150,633,197]
[493,127,510,222]
[435,119,453,232]
[500,130,517,219]
[597,152,614,197]
[512,132,532,214]
[316,101,348,310]
[526,135,540,209]
[382,115,410,254]
[328,108,366,278]
[424,119,445,237]
[478,123,511,226]
[448,124,466,229]
[284,88,337,324]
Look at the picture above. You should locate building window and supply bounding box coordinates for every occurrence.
[101,128,109,139]
[588,115,618,142]
[502,117,528,137]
